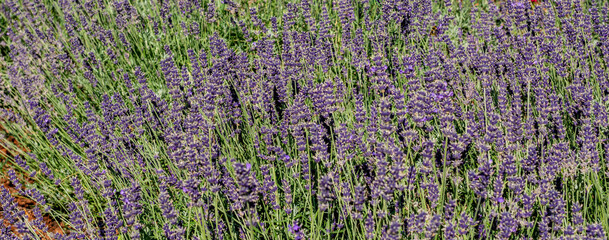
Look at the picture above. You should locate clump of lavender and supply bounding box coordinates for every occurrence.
[1,0,609,239]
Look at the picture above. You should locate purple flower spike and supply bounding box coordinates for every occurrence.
[288,220,305,240]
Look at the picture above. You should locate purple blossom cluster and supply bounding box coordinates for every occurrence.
[1,0,609,239]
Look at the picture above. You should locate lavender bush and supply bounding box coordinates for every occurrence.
[1,0,609,239]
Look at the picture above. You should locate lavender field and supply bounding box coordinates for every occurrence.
[1,0,608,239]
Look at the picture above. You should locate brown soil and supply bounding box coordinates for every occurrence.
[0,119,67,239]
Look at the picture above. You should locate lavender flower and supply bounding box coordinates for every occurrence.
[288,220,305,240]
